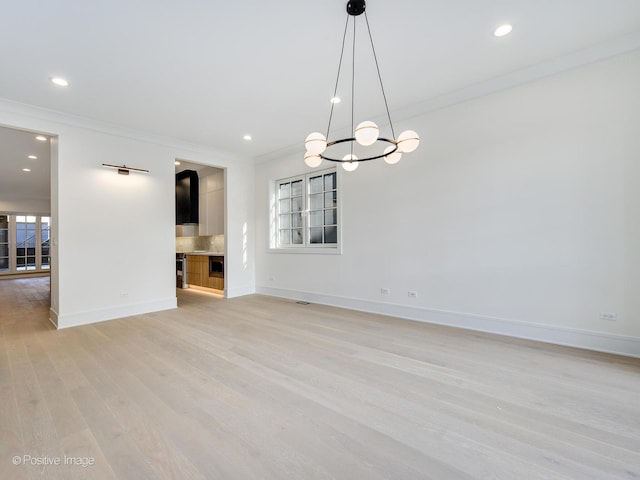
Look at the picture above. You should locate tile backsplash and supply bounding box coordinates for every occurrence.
[176,234,224,253]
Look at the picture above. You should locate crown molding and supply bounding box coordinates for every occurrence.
[0,98,253,167]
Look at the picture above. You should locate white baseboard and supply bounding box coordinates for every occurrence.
[226,285,256,298]
[55,297,178,329]
[256,286,640,359]
[49,307,59,328]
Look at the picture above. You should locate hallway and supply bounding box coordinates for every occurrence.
[0,276,51,328]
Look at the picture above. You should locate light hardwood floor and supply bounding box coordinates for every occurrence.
[1,277,639,479]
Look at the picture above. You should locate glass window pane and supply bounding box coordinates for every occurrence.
[310,193,323,210]
[291,180,303,196]
[310,228,323,244]
[324,208,337,226]
[324,191,337,208]
[16,216,25,222]
[309,175,323,194]
[291,196,303,212]
[279,199,290,214]
[324,173,336,191]
[310,211,323,227]
[0,231,7,243]
[279,230,291,245]
[279,182,290,199]
[279,215,290,229]
[26,216,36,223]
[324,226,337,244]
[276,169,338,248]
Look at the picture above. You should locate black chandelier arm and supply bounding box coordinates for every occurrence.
[319,137,398,163]
[326,14,351,139]
[350,12,356,157]
[364,11,396,140]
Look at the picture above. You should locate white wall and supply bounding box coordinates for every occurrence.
[0,101,255,328]
[255,50,640,357]
[0,198,50,214]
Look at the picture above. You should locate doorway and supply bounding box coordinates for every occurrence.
[174,159,226,297]
[0,124,55,323]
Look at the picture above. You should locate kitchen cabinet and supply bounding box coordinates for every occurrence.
[186,255,208,287]
[208,275,224,290]
[186,254,224,291]
[199,170,224,236]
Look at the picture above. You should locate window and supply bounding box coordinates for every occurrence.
[274,168,339,251]
[0,215,8,273]
[0,214,51,275]
[16,215,37,271]
[41,217,51,270]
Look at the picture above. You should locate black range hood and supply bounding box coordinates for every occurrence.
[176,169,199,225]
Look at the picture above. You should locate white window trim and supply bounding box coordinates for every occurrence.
[268,167,342,254]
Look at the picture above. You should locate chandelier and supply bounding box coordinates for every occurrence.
[304,0,419,171]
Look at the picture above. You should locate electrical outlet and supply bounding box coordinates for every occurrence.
[380,288,390,295]
[600,312,617,321]
[120,292,129,298]
[408,291,418,298]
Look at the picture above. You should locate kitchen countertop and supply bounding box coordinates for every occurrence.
[182,251,224,256]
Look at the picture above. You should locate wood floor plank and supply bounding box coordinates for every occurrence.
[0,324,28,480]
[1,278,639,479]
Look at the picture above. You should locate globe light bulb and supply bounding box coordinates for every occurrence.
[354,121,379,146]
[304,151,323,168]
[305,132,327,155]
[383,145,402,164]
[397,130,420,153]
[342,154,359,171]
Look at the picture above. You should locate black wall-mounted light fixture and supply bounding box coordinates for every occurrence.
[102,163,149,175]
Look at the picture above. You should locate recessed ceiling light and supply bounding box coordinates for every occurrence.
[35,135,47,142]
[50,76,69,87]
[494,24,513,37]
[174,160,181,166]
[28,155,38,159]
[22,168,31,172]
[330,96,341,104]
[243,134,252,141]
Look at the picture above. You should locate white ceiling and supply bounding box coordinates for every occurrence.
[0,126,51,206]
[1,0,640,175]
